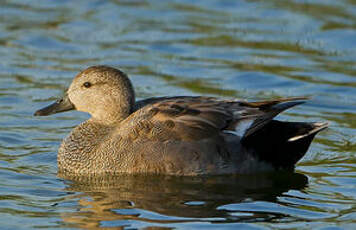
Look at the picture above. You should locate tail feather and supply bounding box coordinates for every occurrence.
[242,120,328,170]
[288,122,328,142]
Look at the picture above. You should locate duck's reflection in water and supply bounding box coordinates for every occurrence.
[58,172,307,229]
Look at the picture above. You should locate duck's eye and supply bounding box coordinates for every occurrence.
[83,82,91,88]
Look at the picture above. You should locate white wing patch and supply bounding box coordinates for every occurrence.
[223,118,254,137]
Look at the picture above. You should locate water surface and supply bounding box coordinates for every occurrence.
[0,0,355,229]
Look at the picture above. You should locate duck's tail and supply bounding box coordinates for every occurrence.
[242,120,328,170]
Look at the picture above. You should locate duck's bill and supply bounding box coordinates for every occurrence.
[34,94,75,116]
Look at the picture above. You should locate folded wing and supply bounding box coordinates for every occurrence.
[120,96,308,141]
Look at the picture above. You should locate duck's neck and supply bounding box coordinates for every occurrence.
[91,111,131,125]
[90,89,135,124]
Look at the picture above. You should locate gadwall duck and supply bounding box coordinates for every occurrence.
[35,66,328,175]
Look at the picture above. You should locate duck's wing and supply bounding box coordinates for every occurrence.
[120,96,308,141]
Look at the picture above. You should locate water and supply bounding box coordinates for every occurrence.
[0,0,355,229]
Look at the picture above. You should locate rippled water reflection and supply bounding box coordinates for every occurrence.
[0,0,355,229]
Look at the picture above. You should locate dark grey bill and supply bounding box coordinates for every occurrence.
[34,94,75,116]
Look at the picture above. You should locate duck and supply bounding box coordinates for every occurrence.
[34,65,328,175]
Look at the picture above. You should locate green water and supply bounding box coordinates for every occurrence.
[0,0,355,229]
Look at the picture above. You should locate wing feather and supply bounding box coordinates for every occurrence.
[119,96,307,141]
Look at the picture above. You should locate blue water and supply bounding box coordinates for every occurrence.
[0,0,355,229]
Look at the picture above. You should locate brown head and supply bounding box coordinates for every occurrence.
[34,66,135,123]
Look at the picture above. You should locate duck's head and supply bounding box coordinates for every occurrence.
[34,66,135,123]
